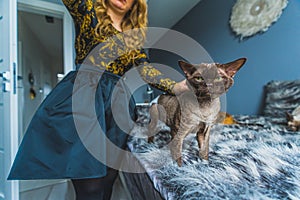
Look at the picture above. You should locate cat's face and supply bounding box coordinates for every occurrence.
[178,58,246,99]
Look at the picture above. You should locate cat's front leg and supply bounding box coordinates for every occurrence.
[170,128,190,167]
[170,133,183,167]
[196,125,211,160]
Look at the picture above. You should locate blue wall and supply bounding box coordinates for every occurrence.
[150,0,300,115]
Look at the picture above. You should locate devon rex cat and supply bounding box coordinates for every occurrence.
[148,58,247,166]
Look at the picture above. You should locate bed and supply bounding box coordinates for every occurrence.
[122,80,300,200]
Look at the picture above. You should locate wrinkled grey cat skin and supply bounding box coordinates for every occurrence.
[148,58,247,166]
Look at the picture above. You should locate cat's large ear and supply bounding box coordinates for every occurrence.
[178,60,195,77]
[220,58,247,77]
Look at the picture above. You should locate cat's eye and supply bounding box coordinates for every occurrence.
[215,77,223,82]
[194,76,204,82]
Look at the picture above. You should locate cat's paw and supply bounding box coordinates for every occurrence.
[147,136,154,143]
[199,151,209,161]
[176,157,182,167]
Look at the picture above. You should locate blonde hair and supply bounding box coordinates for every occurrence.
[94,0,148,49]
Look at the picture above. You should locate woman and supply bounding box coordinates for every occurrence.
[8,0,188,199]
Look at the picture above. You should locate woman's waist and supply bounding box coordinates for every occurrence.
[75,64,123,81]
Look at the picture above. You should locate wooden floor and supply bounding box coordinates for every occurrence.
[20,172,132,200]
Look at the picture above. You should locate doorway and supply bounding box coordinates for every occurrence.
[16,1,75,198]
[18,10,63,137]
[18,8,67,195]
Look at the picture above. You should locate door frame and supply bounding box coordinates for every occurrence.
[1,0,19,198]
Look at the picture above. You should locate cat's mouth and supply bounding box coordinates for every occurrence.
[194,87,226,99]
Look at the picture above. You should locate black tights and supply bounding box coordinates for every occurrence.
[71,169,118,200]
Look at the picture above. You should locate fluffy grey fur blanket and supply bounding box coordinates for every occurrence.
[127,108,300,200]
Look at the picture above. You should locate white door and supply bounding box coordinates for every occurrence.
[0,0,20,199]
[0,0,73,199]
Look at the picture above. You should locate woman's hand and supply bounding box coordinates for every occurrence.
[172,79,190,95]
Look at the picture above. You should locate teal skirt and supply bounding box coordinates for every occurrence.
[8,66,136,180]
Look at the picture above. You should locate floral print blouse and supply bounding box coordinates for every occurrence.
[62,0,176,94]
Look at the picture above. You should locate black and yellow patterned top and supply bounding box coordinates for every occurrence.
[62,0,176,94]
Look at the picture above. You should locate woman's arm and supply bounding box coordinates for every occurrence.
[135,50,189,95]
[62,0,94,17]
[62,0,99,64]
[62,0,97,31]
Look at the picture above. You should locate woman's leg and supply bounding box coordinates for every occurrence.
[71,168,118,200]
